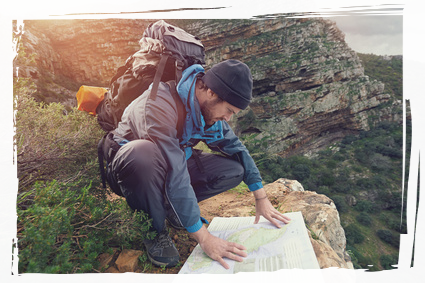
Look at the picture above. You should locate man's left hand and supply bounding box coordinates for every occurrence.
[253,188,291,228]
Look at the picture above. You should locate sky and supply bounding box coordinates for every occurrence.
[0,0,425,63]
[315,0,425,63]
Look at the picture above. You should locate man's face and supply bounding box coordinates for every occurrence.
[200,91,241,127]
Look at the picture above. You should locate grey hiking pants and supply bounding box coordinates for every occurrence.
[106,139,244,233]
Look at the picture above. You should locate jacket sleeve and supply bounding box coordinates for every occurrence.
[207,121,263,192]
[125,84,203,233]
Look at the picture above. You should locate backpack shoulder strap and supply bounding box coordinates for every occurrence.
[166,80,186,140]
[149,52,171,101]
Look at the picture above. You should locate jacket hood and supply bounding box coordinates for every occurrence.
[176,64,205,135]
[176,64,224,158]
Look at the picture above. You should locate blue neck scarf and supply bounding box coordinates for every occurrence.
[176,64,224,158]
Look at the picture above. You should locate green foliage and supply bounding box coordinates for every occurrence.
[15,84,104,190]
[356,212,373,227]
[345,224,365,245]
[376,229,393,243]
[229,182,250,195]
[14,77,157,274]
[347,246,380,282]
[332,195,349,213]
[380,255,397,272]
[354,200,376,214]
[17,180,155,273]
[384,217,425,235]
[357,53,402,100]
[221,44,402,273]
[249,119,406,271]
[250,120,425,282]
[292,163,311,181]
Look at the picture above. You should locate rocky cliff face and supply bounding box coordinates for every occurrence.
[16,17,401,156]
[16,17,389,270]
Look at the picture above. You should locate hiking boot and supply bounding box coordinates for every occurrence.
[144,229,180,267]
[166,207,185,230]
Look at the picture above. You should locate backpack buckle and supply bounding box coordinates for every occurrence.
[175,60,184,70]
[175,60,184,83]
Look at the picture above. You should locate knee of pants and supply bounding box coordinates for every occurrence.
[218,157,244,180]
[110,140,168,195]
[109,140,168,223]
[225,161,244,187]
[233,162,245,178]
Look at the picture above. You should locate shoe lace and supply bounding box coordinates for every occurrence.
[157,231,173,248]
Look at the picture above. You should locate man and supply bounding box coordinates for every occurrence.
[106,59,291,269]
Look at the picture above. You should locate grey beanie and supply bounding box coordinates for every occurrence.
[202,59,253,110]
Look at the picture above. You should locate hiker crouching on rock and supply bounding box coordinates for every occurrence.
[106,59,291,269]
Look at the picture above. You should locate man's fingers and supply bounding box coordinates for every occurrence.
[217,257,230,269]
[266,211,293,228]
[269,217,281,228]
[281,214,291,224]
[215,244,247,269]
[275,213,291,224]
[230,245,248,257]
[225,251,245,262]
[254,215,260,224]
[232,242,247,252]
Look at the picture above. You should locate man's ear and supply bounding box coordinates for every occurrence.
[195,80,210,103]
[206,88,216,100]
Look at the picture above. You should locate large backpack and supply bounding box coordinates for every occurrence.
[95,20,205,132]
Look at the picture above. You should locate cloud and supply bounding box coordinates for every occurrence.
[346,32,402,55]
[316,0,425,62]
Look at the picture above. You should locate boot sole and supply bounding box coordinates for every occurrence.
[146,252,180,267]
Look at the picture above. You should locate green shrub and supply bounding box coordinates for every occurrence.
[356,212,372,227]
[354,200,374,213]
[318,169,335,187]
[316,185,331,196]
[15,87,104,190]
[332,195,348,213]
[292,163,311,181]
[345,224,365,245]
[341,135,357,145]
[17,180,155,273]
[369,153,392,173]
[380,254,398,270]
[332,184,350,194]
[376,229,392,243]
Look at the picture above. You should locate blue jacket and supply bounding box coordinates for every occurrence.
[114,64,263,233]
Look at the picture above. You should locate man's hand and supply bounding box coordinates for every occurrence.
[253,188,291,228]
[190,226,247,269]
